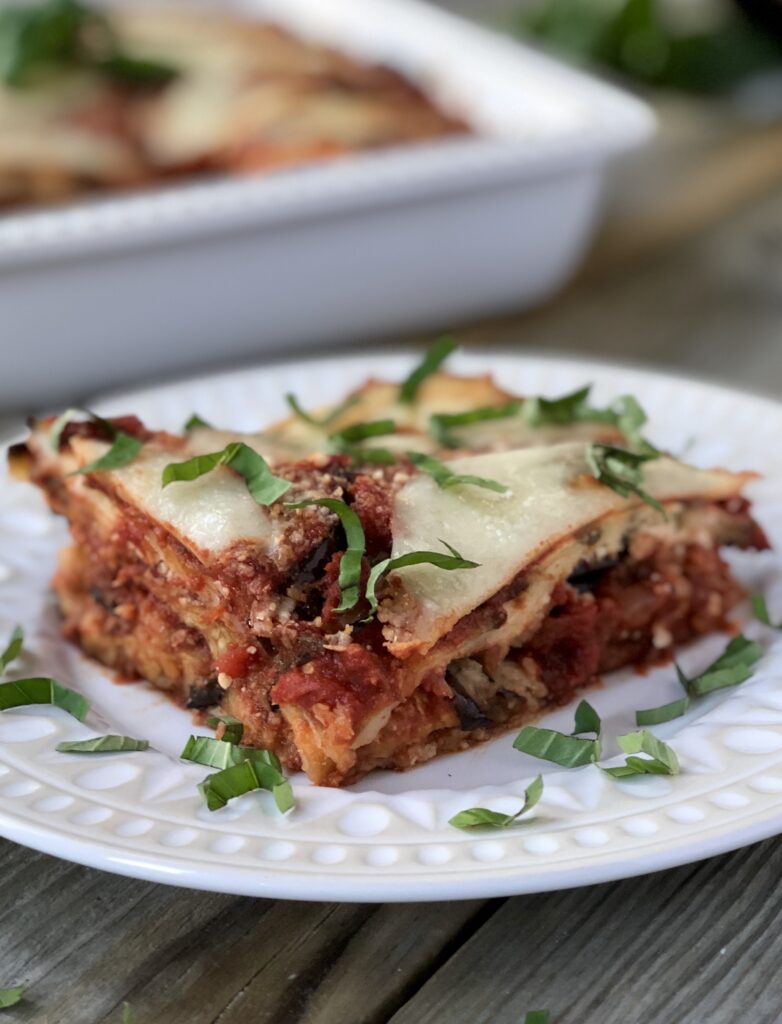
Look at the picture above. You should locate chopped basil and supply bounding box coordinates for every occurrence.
[0,625,23,675]
[430,401,522,449]
[122,1003,133,1024]
[514,703,601,766]
[399,336,457,403]
[585,443,663,514]
[571,699,601,736]
[407,451,508,494]
[337,445,397,466]
[330,419,397,445]
[677,634,762,698]
[0,986,24,1009]
[285,498,366,612]
[449,774,543,830]
[285,393,359,428]
[522,385,593,427]
[206,713,244,744]
[365,543,479,616]
[199,757,293,814]
[524,1013,550,1024]
[603,730,679,777]
[0,0,178,88]
[162,442,291,506]
[752,594,781,629]
[0,677,89,721]
[56,734,149,754]
[513,725,601,767]
[181,735,252,771]
[183,413,211,431]
[635,695,690,726]
[74,431,144,474]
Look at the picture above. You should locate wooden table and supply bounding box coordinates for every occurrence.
[5,8,782,1023]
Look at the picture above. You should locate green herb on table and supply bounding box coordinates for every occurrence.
[0,625,23,675]
[449,774,543,831]
[183,413,211,432]
[513,0,782,96]
[514,701,601,767]
[122,1003,133,1024]
[399,336,457,403]
[0,0,177,88]
[602,730,679,777]
[365,542,479,616]
[285,498,366,612]
[162,442,291,506]
[56,735,149,754]
[0,986,24,1009]
[0,676,89,721]
[585,443,663,514]
[407,451,508,494]
[524,1012,550,1024]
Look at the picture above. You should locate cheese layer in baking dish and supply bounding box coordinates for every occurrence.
[0,4,466,210]
[11,372,768,786]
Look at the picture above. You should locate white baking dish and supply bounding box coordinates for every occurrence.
[0,0,654,410]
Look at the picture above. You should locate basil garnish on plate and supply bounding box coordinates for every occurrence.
[162,442,291,506]
[449,774,543,831]
[0,676,89,721]
[286,393,359,428]
[183,413,211,431]
[0,625,23,675]
[752,594,782,630]
[199,758,294,814]
[407,451,508,494]
[206,713,244,744]
[365,542,479,616]
[0,986,24,1009]
[585,443,663,514]
[513,701,602,767]
[524,1013,550,1024]
[677,634,761,698]
[635,695,691,727]
[285,498,366,612]
[52,408,144,473]
[602,730,679,778]
[399,336,457,403]
[56,735,149,754]
[430,400,522,449]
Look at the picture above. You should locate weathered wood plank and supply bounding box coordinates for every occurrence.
[388,837,782,1024]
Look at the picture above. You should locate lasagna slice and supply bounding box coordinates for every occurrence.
[12,413,767,787]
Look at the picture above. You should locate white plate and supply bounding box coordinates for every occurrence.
[1,0,653,410]
[2,352,782,902]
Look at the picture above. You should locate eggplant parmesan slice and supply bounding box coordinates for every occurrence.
[13,409,767,787]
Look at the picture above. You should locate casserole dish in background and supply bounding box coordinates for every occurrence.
[0,0,654,410]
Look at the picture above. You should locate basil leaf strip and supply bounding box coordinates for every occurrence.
[365,545,479,616]
[162,442,291,506]
[0,677,89,720]
[330,419,396,445]
[199,758,294,814]
[603,730,679,778]
[571,699,601,736]
[74,431,144,474]
[285,393,359,428]
[513,725,601,767]
[635,696,690,726]
[0,625,23,675]
[430,400,522,449]
[585,443,663,514]
[122,1002,133,1024]
[180,735,260,771]
[184,413,211,431]
[56,735,149,754]
[449,774,543,831]
[206,713,244,744]
[338,445,397,466]
[399,336,456,403]
[285,499,366,612]
[49,407,82,449]
[407,451,508,494]
[524,1013,550,1024]
[0,986,24,1009]
[752,593,781,629]
[677,634,762,698]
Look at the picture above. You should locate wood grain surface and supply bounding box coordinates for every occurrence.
[4,4,782,1022]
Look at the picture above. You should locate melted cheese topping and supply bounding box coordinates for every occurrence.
[382,443,751,650]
